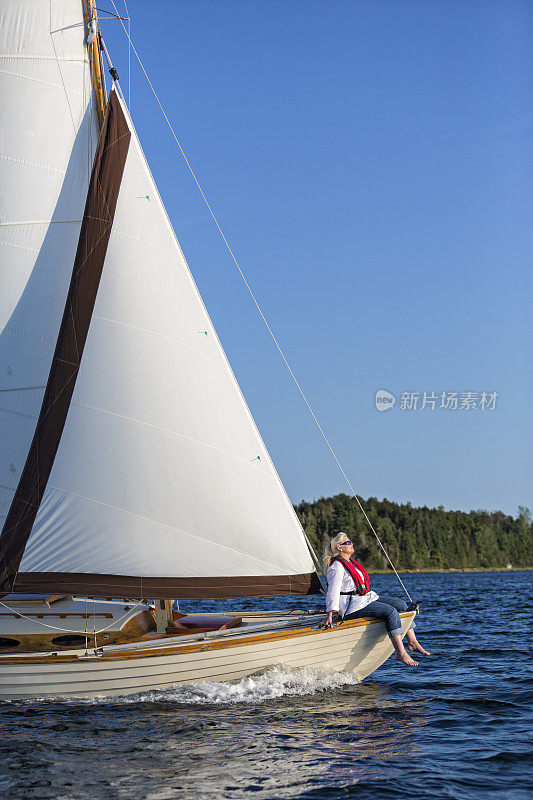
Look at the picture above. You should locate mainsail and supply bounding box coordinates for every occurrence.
[1,1,319,599]
[0,0,100,585]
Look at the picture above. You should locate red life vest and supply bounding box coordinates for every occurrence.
[331,557,371,596]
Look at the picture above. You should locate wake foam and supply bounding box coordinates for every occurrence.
[132,665,360,705]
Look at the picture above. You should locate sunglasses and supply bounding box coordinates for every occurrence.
[338,540,353,546]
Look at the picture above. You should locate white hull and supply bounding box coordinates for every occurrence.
[0,612,415,699]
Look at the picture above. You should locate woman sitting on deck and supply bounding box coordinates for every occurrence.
[323,532,430,666]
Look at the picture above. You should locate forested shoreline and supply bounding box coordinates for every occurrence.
[295,494,533,572]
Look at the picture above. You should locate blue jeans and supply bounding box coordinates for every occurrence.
[344,595,411,637]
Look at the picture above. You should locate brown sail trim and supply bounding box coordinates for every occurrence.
[12,571,323,599]
[0,92,130,594]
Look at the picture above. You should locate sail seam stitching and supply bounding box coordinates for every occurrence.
[51,0,87,15]
[0,220,82,227]
[0,386,46,393]
[113,228,181,259]
[0,68,86,95]
[0,407,37,420]
[1,326,56,343]
[70,400,276,475]
[0,56,88,62]
[0,239,74,261]
[40,485,293,574]
[0,154,89,184]
[91,315,229,372]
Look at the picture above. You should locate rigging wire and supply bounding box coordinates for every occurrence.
[102,6,413,603]
[0,598,145,636]
[118,0,131,109]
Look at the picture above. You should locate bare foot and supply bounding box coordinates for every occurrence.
[407,643,431,655]
[396,651,418,666]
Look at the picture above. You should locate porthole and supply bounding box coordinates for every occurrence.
[51,635,87,648]
[0,637,20,648]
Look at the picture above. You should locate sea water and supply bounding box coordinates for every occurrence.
[1,571,531,799]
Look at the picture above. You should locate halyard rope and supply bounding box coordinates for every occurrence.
[102,8,413,603]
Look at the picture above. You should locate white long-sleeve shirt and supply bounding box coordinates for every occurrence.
[325,560,378,617]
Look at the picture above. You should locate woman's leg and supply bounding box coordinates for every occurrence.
[376,595,407,613]
[345,599,403,634]
[344,600,418,666]
[390,634,419,666]
[405,629,430,654]
[378,595,430,655]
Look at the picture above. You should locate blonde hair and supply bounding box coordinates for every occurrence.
[322,532,351,571]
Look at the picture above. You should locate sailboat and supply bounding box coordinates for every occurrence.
[0,0,415,698]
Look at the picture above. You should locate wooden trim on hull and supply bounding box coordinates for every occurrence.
[0,612,415,665]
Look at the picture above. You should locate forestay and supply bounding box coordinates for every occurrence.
[1,2,317,599]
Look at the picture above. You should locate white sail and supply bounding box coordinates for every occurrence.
[16,89,315,596]
[0,1,99,527]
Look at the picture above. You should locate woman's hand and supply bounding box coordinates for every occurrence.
[325,612,335,629]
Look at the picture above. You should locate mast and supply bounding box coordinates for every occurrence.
[83,0,106,129]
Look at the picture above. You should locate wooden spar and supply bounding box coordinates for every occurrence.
[83,0,106,129]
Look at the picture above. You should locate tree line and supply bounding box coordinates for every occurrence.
[294,494,533,571]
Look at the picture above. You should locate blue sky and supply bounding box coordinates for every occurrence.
[101,1,532,517]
